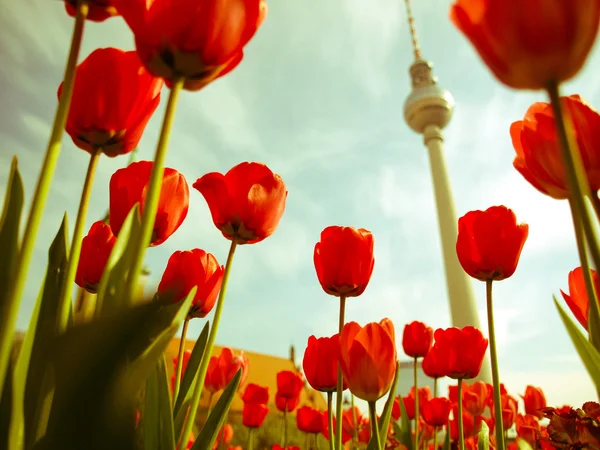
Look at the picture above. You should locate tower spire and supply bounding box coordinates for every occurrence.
[403,0,422,60]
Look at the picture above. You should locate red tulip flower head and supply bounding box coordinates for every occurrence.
[463,381,488,417]
[522,386,547,419]
[512,96,600,200]
[561,267,598,330]
[114,0,268,91]
[402,321,433,358]
[456,206,529,281]
[516,414,540,447]
[450,0,600,89]
[61,48,162,157]
[314,226,375,297]
[65,0,118,22]
[75,221,117,293]
[194,162,287,244]
[157,249,224,318]
[241,383,269,428]
[205,348,249,393]
[302,334,346,392]
[242,383,269,405]
[421,397,452,427]
[275,370,304,412]
[433,327,488,380]
[421,345,445,379]
[109,161,189,246]
[296,406,323,434]
[338,319,397,402]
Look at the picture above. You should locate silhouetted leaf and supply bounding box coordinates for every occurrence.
[143,357,175,450]
[394,392,413,450]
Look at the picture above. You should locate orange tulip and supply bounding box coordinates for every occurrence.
[75,221,116,293]
[456,205,528,281]
[521,386,547,419]
[512,95,600,200]
[194,162,287,244]
[462,381,487,417]
[450,0,600,89]
[516,414,540,447]
[561,266,599,330]
[338,319,397,402]
[64,0,118,22]
[313,226,375,297]
[205,348,249,393]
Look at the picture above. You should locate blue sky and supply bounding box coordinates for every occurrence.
[1,0,598,407]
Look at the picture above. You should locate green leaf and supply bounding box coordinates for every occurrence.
[377,362,400,442]
[33,291,194,450]
[173,322,209,417]
[189,369,242,450]
[477,419,489,450]
[0,342,15,450]
[554,295,600,391]
[0,156,24,308]
[394,391,413,450]
[96,204,141,315]
[516,437,534,450]
[442,426,451,450]
[24,215,70,449]
[143,356,175,450]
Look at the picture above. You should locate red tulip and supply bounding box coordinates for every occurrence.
[194,162,287,244]
[275,370,303,413]
[302,334,345,392]
[61,48,162,157]
[114,0,267,91]
[64,0,118,22]
[561,267,597,330]
[342,406,363,437]
[401,387,432,420]
[313,226,375,297]
[205,348,249,393]
[320,411,352,444]
[170,350,192,392]
[500,394,519,430]
[450,406,476,439]
[456,205,528,281]
[402,321,433,358]
[275,392,299,413]
[212,424,233,450]
[516,414,540,447]
[338,319,397,402]
[512,95,600,200]
[242,383,269,405]
[157,249,224,318]
[75,221,116,293]
[109,161,189,246]
[272,446,300,450]
[421,397,452,427]
[522,386,547,419]
[462,381,487,417]
[422,345,445,379]
[296,406,323,434]
[432,327,488,380]
[357,417,371,443]
[392,397,401,421]
[450,0,600,89]
[242,402,269,428]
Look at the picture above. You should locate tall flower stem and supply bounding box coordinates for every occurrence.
[433,426,438,450]
[351,394,358,446]
[315,433,320,450]
[124,77,184,302]
[56,148,101,332]
[179,240,238,448]
[546,81,600,276]
[283,407,289,448]
[0,0,88,396]
[368,401,381,450]
[335,295,347,450]
[486,280,505,450]
[457,379,465,450]
[413,357,419,450]
[247,428,254,450]
[172,317,190,406]
[433,377,438,398]
[328,392,335,450]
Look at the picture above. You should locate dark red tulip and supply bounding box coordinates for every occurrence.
[205,348,249,393]
[114,0,268,90]
[61,48,162,157]
[456,205,529,281]
[421,397,452,427]
[109,161,189,246]
[302,334,345,392]
[314,226,375,297]
[65,0,118,22]
[296,406,323,434]
[194,162,287,244]
[75,221,116,293]
[402,321,433,358]
[432,327,488,380]
[157,249,224,318]
[561,267,598,330]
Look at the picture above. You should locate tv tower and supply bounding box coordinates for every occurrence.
[401,0,491,382]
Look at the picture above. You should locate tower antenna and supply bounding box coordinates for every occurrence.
[403,0,422,60]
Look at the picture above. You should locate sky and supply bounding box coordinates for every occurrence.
[0,0,599,409]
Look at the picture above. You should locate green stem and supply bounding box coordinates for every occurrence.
[56,148,101,332]
[414,357,419,450]
[368,401,381,450]
[335,295,347,450]
[172,317,190,407]
[315,432,320,450]
[247,428,254,450]
[351,394,358,446]
[546,81,600,280]
[328,392,335,450]
[486,280,505,450]
[433,377,438,398]
[284,407,288,448]
[457,379,465,450]
[178,240,237,447]
[124,77,184,302]
[0,0,87,396]
[433,426,437,450]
